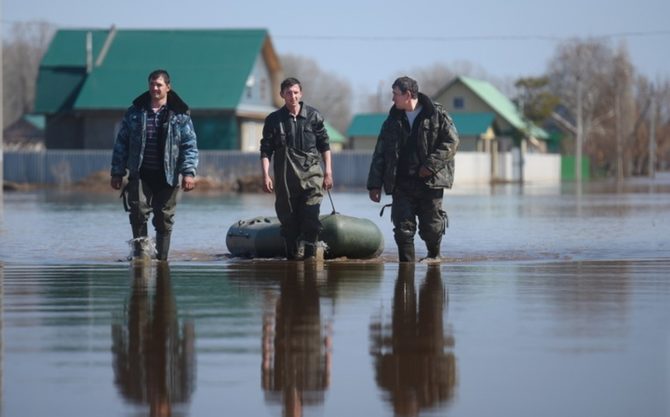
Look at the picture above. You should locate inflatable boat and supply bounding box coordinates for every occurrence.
[226,213,384,259]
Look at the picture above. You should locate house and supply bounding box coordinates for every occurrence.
[346,113,386,150]
[3,114,45,150]
[34,27,285,151]
[323,122,346,151]
[433,76,549,153]
[346,112,496,151]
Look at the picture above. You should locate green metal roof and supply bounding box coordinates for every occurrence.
[455,76,548,140]
[324,122,346,143]
[36,28,270,112]
[34,67,87,113]
[450,112,495,136]
[24,114,46,130]
[347,112,495,137]
[347,113,387,137]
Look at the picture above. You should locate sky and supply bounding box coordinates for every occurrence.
[3,0,670,107]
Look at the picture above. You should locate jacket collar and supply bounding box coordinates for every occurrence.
[132,90,190,114]
[281,101,306,118]
[388,92,435,120]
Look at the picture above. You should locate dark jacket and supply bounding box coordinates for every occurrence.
[367,93,459,194]
[260,102,330,161]
[111,90,199,187]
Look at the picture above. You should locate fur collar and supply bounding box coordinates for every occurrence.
[132,90,190,114]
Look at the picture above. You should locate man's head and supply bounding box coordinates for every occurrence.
[391,76,419,111]
[280,77,302,108]
[148,69,171,104]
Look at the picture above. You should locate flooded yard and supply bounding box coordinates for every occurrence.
[1,175,669,417]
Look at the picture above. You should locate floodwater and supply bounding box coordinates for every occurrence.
[1,175,669,417]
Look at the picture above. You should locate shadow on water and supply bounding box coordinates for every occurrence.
[112,261,196,417]
[370,264,457,417]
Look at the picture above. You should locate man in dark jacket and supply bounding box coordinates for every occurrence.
[110,69,199,261]
[260,77,333,260]
[367,76,459,262]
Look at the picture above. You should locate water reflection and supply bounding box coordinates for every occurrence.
[112,261,196,417]
[370,264,457,416]
[262,263,332,417]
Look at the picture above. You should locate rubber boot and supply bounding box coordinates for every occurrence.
[303,241,317,260]
[131,223,148,258]
[426,241,441,259]
[155,232,171,261]
[397,242,415,263]
[284,238,300,260]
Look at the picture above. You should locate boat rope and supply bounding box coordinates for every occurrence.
[379,203,392,217]
[327,189,338,214]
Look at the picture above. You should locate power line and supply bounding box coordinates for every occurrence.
[3,19,669,42]
[273,30,670,42]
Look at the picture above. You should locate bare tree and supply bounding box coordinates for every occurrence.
[547,38,620,176]
[2,21,55,128]
[654,80,670,171]
[630,76,670,175]
[360,60,501,113]
[279,53,353,134]
[514,76,561,124]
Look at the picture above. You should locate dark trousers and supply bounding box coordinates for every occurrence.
[127,170,179,237]
[391,179,446,251]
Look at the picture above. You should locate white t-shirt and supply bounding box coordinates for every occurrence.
[405,105,423,129]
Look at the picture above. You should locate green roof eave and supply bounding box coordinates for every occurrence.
[324,122,346,143]
[450,112,495,136]
[70,29,268,110]
[347,111,498,138]
[347,113,387,136]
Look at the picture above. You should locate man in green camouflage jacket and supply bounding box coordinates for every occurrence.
[367,76,459,262]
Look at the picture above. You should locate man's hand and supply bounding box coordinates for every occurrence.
[263,175,274,193]
[182,175,196,192]
[369,188,381,203]
[110,176,123,190]
[418,166,433,178]
[323,172,333,190]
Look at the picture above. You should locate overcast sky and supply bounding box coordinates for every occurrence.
[4,0,670,104]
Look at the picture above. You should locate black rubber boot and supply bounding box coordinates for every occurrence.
[426,241,441,259]
[131,223,148,258]
[303,242,317,260]
[155,232,171,261]
[284,238,301,260]
[397,243,415,263]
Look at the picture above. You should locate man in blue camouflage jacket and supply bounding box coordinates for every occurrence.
[110,69,199,261]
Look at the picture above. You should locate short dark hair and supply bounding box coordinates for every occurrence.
[280,77,302,93]
[392,76,419,99]
[148,69,171,85]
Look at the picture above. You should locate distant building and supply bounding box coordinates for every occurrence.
[433,76,550,153]
[346,112,495,152]
[34,28,288,151]
[3,114,45,151]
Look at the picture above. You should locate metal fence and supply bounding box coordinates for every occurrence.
[3,150,375,188]
[3,149,561,188]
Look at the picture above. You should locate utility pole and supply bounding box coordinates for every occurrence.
[615,93,624,181]
[575,77,583,182]
[649,86,656,178]
[1,2,4,201]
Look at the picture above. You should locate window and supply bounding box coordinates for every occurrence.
[453,97,464,109]
[260,78,267,100]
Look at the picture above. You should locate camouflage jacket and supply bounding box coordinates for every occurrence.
[110,90,199,187]
[367,93,459,194]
